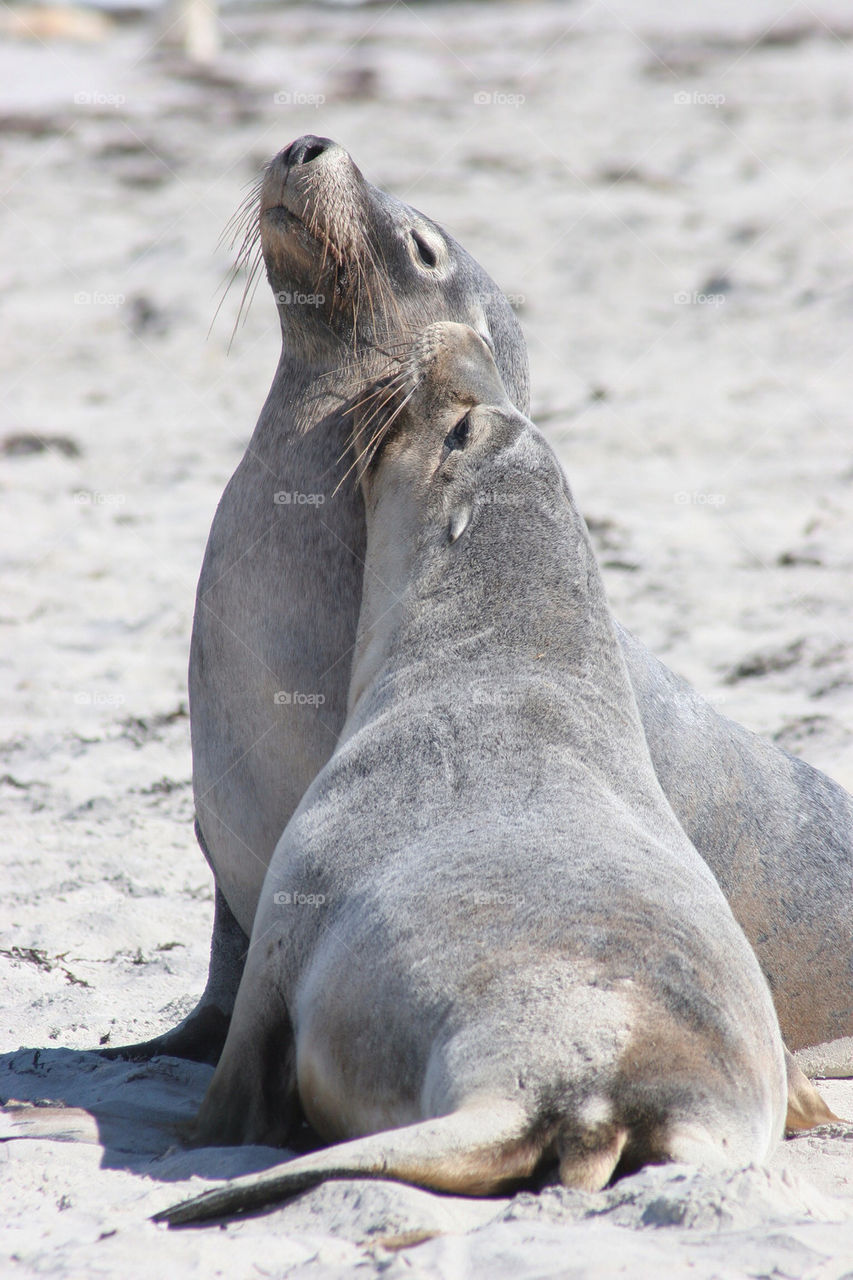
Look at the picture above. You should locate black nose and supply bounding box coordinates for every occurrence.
[280,136,334,168]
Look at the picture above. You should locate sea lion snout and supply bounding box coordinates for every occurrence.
[261,135,362,227]
[258,136,369,321]
[278,135,337,169]
[414,322,510,414]
[264,135,358,204]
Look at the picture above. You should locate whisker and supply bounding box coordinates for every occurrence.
[363,234,404,333]
[336,372,412,466]
[332,368,420,496]
[335,384,409,481]
[226,246,265,352]
[211,171,266,345]
[345,365,409,411]
[354,380,421,477]
[220,175,265,248]
[356,254,379,350]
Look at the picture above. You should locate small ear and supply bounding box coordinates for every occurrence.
[448,506,471,543]
[784,1048,839,1131]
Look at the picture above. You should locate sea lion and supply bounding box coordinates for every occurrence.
[112,136,529,1064]
[156,323,801,1227]
[618,637,853,1062]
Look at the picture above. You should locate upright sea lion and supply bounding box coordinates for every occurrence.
[157,323,795,1226]
[114,137,529,1063]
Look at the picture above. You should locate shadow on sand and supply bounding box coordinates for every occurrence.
[0,1046,292,1183]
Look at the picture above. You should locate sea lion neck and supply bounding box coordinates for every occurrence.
[247,344,390,455]
[347,454,633,740]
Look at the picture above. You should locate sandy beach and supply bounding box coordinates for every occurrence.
[1,1,852,1274]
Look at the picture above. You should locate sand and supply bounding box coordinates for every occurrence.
[1,1,852,1275]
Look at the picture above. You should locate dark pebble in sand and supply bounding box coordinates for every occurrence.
[1,433,81,459]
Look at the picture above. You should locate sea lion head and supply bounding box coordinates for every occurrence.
[234,137,528,407]
[357,321,566,545]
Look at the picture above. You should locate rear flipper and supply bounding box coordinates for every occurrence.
[792,1037,853,1082]
[784,1049,839,1130]
[101,828,248,1065]
[156,1068,794,1230]
[155,1100,536,1226]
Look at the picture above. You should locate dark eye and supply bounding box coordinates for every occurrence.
[411,230,438,268]
[443,413,471,453]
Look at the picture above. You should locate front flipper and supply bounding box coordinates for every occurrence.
[101,867,248,1066]
[189,994,301,1150]
[784,1048,839,1130]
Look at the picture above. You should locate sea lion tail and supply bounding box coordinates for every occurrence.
[784,1049,839,1130]
[557,1125,629,1192]
[154,1099,535,1226]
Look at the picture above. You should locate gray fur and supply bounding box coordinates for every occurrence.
[618,631,853,1056]
[159,324,788,1225]
[130,136,852,1068]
